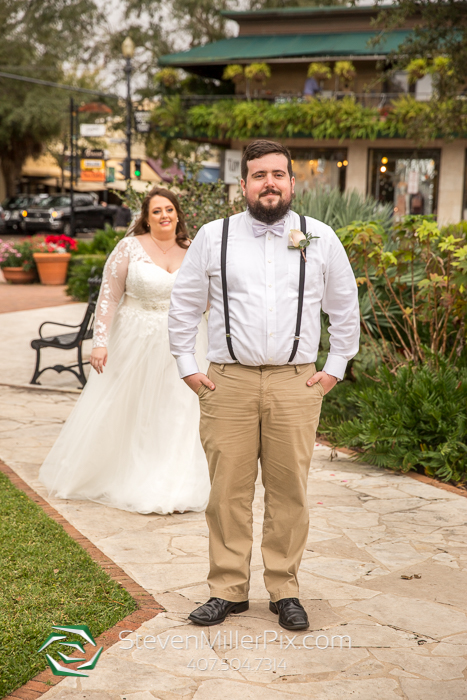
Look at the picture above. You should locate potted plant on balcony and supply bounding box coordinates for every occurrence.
[334,61,356,92]
[307,62,332,82]
[223,64,244,85]
[32,234,78,285]
[154,67,181,95]
[0,238,37,283]
[245,63,271,98]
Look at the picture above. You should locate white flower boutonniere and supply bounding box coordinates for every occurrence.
[288,228,320,262]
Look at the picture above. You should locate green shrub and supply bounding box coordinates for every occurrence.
[90,227,125,255]
[66,254,106,301]
[327,361,467,484]
[74,227,124,256]
[337,217,467,369]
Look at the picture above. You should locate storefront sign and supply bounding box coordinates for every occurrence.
[224,150,242,185]
[82,148,105,159]
[134,111,151,133]
[80,158,106,182]
[80,123,106,137]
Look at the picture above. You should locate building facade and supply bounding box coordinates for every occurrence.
[160,5,467,224]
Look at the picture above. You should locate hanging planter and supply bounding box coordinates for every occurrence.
[2,267,36,284]
[32,234,77,285]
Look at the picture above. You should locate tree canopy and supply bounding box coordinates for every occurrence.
[0,0,104,195]
[373,0,467,87]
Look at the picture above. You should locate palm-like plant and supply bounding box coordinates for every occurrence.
[293,187,393,232]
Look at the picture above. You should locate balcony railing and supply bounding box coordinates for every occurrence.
[179,91,436,110]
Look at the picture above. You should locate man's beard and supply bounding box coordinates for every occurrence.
[247,188,292,224]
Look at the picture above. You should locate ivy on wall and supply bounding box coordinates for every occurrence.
[151,95,467,143]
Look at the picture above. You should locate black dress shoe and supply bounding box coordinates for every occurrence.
[188,597,249,626]
[269,598,309,630]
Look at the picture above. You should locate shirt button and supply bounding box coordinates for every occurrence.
[269,307,273,311]
[268,259,272,263]
[269,357,273,361]
[269,332,273,337]
[268,284,272,288]
[268,236,271,240]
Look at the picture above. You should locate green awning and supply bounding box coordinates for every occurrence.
[159,31,411,68]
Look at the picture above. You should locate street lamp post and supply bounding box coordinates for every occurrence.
[69,97,77,236]
[122,37,135,181]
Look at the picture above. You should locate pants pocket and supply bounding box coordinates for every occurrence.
[197,383,208,398]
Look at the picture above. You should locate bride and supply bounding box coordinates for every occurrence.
[39,187,210,514]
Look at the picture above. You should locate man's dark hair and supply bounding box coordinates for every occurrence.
[241,140,293,181]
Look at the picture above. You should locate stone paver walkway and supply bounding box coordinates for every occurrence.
[1,309,467,700]
[0,303,89,389]
[0,281,73,313]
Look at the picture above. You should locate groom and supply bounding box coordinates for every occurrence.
[168,140,359,630]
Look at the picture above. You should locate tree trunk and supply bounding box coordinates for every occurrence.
[0,139,42,196]
[0,155,22,197]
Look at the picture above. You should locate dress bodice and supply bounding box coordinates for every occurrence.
[124,242,178,312]
[93,236,179,347]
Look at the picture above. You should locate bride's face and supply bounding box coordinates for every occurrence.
[147,195,178,238]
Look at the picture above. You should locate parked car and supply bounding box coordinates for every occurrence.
[2,194,47,232]
[21,194,117,235]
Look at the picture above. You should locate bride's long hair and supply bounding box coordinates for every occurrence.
[129,187,189,249]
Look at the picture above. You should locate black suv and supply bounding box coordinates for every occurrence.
[2,194,48,232]
[22,194,117,235]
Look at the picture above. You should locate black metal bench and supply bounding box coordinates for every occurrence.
[30,274,101,388]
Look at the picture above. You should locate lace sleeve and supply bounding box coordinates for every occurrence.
[92,239,131,348]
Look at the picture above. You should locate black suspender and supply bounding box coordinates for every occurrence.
[221,217,238,362]
[288,214,307,363]
[220,214,307,364]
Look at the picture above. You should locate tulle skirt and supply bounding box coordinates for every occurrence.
[39,308,210,514]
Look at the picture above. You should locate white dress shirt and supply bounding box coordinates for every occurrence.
[168,209,359,380]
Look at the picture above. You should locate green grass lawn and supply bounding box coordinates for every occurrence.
[0,470,137,697]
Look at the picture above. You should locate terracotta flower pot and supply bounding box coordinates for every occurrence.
[2,267,36,284]
[33,252,71,285]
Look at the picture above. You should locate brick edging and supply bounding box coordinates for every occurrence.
[406,471,467,498]
[316,435,467,499]
[0,460,165,700]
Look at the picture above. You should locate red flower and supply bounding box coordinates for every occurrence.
[44,234,77,252]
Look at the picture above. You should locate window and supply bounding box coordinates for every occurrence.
[39,195,71,208]
[290,149,347,193]
[75,195,93,206]
[368,149,440,220]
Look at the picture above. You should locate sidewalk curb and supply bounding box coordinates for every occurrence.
[0,460,165,700]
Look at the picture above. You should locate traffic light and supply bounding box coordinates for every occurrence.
[134,159,142,179]
[116,162,127,179]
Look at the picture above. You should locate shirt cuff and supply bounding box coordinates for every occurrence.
[322,355,348,381]
[176,354,200,379]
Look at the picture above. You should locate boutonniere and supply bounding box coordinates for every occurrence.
[288,229,320,262]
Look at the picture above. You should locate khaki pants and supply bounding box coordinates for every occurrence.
[198,362,323,603]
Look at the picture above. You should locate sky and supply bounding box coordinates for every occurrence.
[94,0,393,96]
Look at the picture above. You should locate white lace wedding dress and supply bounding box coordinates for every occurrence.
[39,236,210,514]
